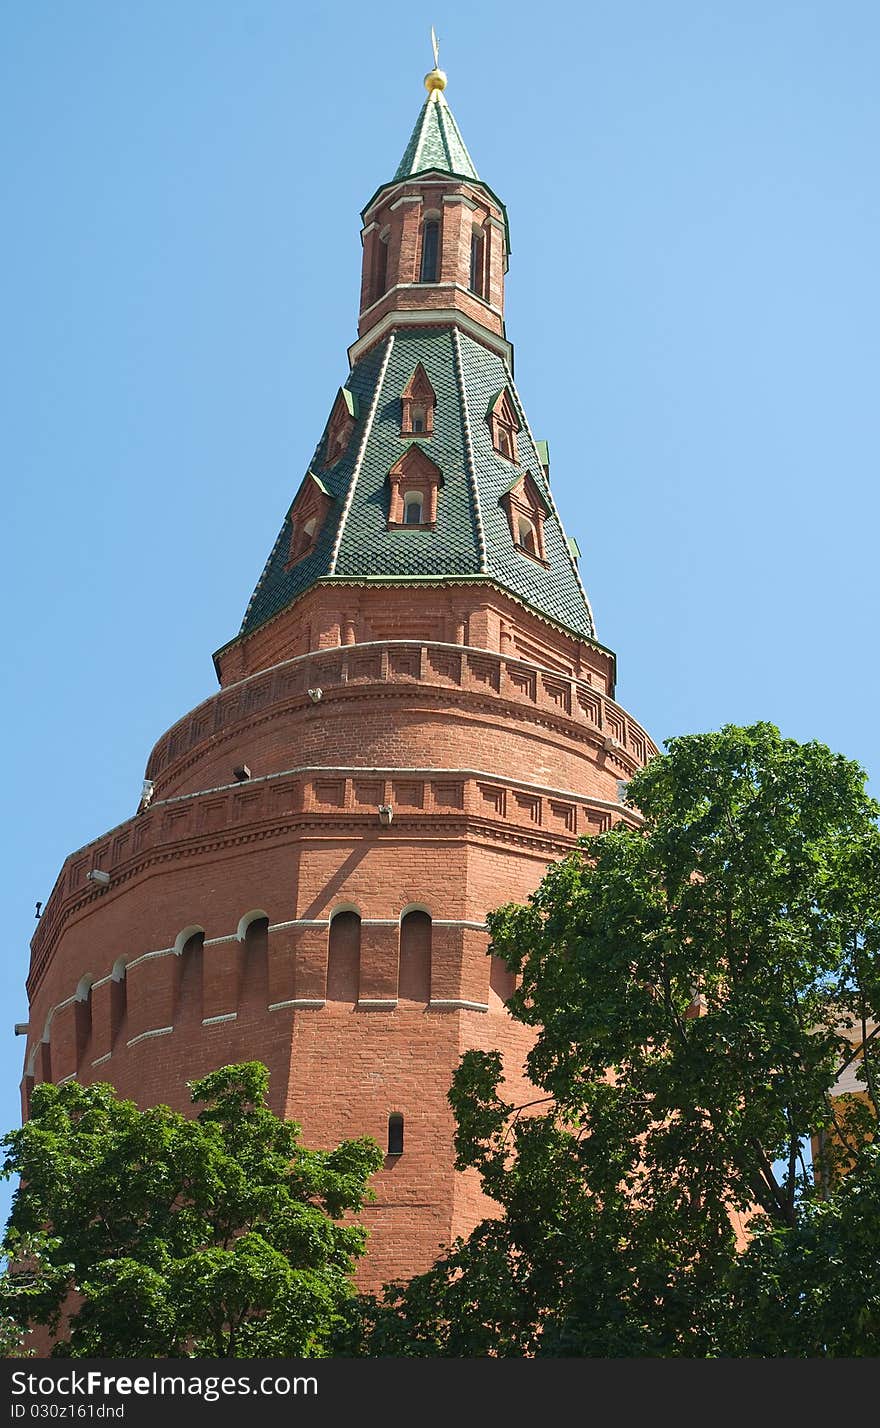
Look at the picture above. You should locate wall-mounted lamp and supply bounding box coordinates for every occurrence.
[14,1023,28,1036]
[308,688,323,704]
[233,765,252,782]
[378,804,394,827]
[87,869,111,887]
[138,778,155,813]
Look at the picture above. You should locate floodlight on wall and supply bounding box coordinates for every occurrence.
[14,1023,28,1036]
[308,688,323,703]
[138,778,155,812]
[87,869,111,887]
[233,765,252,782]
[378,804,394,827]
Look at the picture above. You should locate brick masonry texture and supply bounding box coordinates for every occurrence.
[24,622,654,1291]
[21,80,657,1295]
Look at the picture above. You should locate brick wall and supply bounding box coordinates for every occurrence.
[23,599,653,1293]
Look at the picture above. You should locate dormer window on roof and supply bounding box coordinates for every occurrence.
[323,387,359,468]
[400,363,436,436]
[500,471,550,565]
[285,472,333,568]
[486,388,521,464]
[387,444,442,530]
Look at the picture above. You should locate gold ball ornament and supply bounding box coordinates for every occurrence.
[424,68,448,94]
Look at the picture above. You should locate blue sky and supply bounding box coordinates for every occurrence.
[2,1,878,1225]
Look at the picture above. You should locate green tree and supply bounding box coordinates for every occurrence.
[355,724,880,1356]
[0,1062,383,1357]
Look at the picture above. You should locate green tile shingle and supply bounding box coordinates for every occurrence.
[238,327,593,642]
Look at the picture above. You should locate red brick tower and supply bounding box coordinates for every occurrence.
[22,64,656,1289]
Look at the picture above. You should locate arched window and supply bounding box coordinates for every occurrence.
[517,516,538,555]
[387,1113,404,1157]
[399,910,431,1002]
[296,516,318,558]
[419,219,440,283]
[327,909,361,1005]
[175,929,204,1025]
[470,228,485,297]
[403,492,424,526]
[241,915,269,1014]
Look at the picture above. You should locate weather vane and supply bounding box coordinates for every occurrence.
[425,25,447,94]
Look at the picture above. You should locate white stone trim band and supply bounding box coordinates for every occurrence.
[126,947,174,971]
[268,999,325,1011]
[126,1026,173,1048]
[429,999,490,1012]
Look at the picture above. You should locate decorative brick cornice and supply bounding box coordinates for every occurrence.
[153,640,649,792]
[349,310,511,366]
[26,758,640,997]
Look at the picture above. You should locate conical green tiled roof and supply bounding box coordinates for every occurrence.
[394,90,479,181]
[237,328,595,643]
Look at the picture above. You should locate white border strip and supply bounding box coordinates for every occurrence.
[202,1013,237,1026]
[127,947,173,971]
[429,999,489,1012]
[452,326,488,572]
[329,332,395,574]
[268,998,325,1011]
[126,1026,173,1048]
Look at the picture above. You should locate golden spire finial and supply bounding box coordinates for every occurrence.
[424,26,447,95]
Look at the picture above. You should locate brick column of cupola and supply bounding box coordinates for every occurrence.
[393,195,424,284]
[359,224,380,314]
[484,215,506,313]
[440,193,476,286]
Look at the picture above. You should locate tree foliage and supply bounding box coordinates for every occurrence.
[354,724,880,1355]
[1,1062,383,1357]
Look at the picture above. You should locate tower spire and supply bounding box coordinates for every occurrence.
[394,50,477,182]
